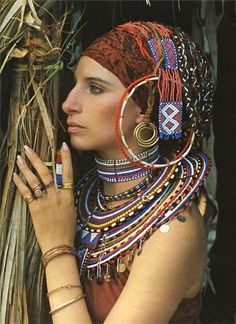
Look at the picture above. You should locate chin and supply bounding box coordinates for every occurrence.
[70,138,118,156]
[70,137,85,150]
[69,137,96,151]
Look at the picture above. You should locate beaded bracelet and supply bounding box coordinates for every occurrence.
[49,294,86,315]
[47,284,82,298]
[42,245,77,267]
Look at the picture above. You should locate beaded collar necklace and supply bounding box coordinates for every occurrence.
[75,152,210,283]
[95,145,158,183]
[97,173,153,203]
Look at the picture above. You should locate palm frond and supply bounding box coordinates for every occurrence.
[0,1,83,322]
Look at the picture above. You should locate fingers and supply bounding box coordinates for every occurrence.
[16,155,42,190]
[23,145,54,188]
[13,172,36,203]
[14,143,73,201]
[60,142,73,183]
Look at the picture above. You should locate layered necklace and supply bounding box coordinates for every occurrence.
[75,150,210,283]
[95,144,158,183]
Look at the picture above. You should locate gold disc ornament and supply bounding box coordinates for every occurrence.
[134,122,159,148]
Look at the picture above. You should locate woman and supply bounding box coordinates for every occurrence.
[13,21,213,323]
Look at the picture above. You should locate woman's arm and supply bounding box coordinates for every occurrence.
[14,145,206,324]
[105,204,207,323]
[44,254,91,323]
[13,144,92,323]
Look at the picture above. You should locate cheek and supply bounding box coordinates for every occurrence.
[95,95,120,123]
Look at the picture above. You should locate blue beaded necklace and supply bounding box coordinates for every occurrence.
[95,145,158,183]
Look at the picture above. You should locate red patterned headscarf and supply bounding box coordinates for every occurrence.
[82,22,166,87]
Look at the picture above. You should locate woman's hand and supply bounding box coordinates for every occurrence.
[13,142,77,254]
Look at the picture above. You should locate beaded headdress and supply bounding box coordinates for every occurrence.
[82,21,213,159]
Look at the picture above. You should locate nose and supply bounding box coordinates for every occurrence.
[62,85,81,114]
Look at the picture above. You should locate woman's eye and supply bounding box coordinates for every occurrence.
[89,84,104,94]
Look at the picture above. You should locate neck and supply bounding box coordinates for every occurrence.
[95,145,159,196]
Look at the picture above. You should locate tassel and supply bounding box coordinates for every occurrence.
[96,263,103,284]
[104,263,111,282]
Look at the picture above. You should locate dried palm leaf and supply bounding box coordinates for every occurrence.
[0,1,83,323]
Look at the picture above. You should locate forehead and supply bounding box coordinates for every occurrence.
[75,56,123,87]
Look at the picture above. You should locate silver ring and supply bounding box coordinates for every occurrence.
[32,184,46,198]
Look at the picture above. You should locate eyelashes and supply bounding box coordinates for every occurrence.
[89,84,104,95]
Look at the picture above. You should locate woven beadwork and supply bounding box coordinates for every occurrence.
[161,37,178,70]
[147,38,160,62]
[159,101,182,139]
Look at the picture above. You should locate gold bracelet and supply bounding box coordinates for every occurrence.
[49,294,86,315]
[47,284,82,298]
[42,245,76,267]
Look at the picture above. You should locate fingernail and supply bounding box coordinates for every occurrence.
[24,145,34,155]
[62,142,69,152]
[13,172,18,178]
[17,155,25,165]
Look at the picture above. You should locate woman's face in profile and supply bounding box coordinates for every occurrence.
[62,56,142,158]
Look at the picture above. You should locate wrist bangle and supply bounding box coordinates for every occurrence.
[42,245,77,267]
[47,284,82,298]
[49,294,86,315]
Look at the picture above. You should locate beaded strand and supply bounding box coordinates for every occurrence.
[96,145,158,182]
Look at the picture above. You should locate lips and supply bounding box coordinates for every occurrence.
[67,122,85,134]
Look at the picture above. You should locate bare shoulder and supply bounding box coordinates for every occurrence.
[158,201,207,249]
[143,201,206,256]
[129,201,207,293]
[106,202,207,323]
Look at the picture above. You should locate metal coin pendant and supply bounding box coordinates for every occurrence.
[117,262,126,273]
[104,274,111,282]
[160,224,170,233]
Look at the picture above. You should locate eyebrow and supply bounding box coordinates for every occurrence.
[85,76,114,86]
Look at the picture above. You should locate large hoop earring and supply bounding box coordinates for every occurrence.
[134,122,159,147]
[115,74,195,169]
